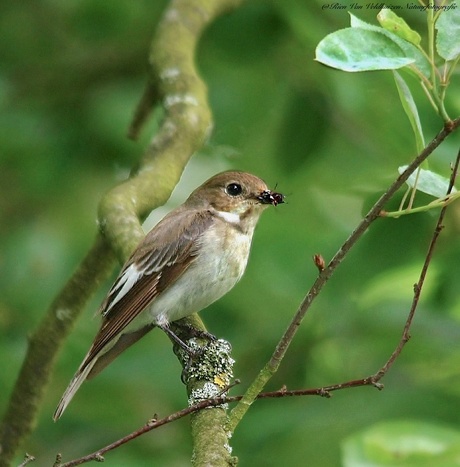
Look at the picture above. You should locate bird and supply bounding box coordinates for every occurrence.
[53,170,284,420]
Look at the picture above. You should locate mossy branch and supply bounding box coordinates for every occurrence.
[0,237,115,467]
[0,0,245,465]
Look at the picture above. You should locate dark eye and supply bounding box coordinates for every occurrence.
[226,183,242,196]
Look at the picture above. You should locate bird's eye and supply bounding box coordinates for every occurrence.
[226,183,242,196]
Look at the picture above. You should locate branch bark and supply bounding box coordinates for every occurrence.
[0,0,246,465]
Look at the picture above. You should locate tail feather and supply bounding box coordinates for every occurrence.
[53,359,96,421]
[53,326,154,421]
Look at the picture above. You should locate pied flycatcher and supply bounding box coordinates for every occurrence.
[53,170,284,420]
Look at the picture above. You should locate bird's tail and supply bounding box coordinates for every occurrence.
[53,326,154,420]
[53,359,96,421]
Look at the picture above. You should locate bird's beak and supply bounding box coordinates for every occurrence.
[257,190,285,207]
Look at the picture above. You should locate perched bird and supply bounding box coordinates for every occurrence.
[53,170,284,420]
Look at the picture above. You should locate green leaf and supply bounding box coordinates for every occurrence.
[350,14,430,77]
[436,7,460,60]
[342,420,460,467]
[377,8,421,45]
[398,165,457,198]
[393,71,425,153]
[315,28,414,72]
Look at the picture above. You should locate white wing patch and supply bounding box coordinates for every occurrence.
[104,264,143,316]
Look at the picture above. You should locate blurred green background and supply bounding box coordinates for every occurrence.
[1,0,460,465]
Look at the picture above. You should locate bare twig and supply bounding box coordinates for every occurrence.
[57,395,230,467]
[127,81,159,140]
[18,453,35,467]
[54,376,385,467]
[370,147,460,382]
[226,118,460,433]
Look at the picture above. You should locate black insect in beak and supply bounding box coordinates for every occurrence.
[257,190,285,206]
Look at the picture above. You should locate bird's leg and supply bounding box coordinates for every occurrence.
[158,324,196,355]
[159,323,217,384]
[171,320,217,342]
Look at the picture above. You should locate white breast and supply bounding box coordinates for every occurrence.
[146,221,253,327]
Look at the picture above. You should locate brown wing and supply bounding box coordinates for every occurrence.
[80,208,213,371]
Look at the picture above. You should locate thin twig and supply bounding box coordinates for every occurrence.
[18,453,35,467]
[127,81,159,140]
[226,118,460,433]
[57,396,229,467]
[55,374,388,467]
[371,147,460,382]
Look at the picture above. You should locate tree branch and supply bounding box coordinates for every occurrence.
[0,236,115,467]
[371,147,460,382]
[226,118,460,433]
[1,0,245,464]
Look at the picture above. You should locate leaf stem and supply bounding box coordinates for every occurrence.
[425,0,451,122]
[383,190,460,217]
